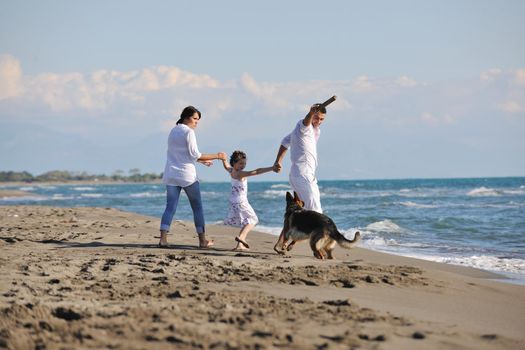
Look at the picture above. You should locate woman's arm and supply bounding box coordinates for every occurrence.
[198,152,226,162]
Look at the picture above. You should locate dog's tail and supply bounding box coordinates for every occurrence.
[335,231,361,249]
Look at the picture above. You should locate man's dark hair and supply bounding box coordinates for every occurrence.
[314,104,327,114]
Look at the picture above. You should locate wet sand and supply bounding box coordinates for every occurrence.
[1,205,524,349]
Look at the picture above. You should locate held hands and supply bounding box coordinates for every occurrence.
[217,152,227,161]
[272,162,282,173]
[309,104,321,115]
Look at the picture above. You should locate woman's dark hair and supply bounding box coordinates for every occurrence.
[230,150,247,165]
[176,106,201,125]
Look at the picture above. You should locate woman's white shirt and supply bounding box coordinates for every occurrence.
[162,124,202,187]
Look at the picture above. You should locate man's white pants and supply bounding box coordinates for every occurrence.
[289,174,322,213]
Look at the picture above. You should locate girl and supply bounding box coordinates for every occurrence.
[221,150,278,250]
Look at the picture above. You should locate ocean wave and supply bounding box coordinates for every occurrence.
[261,190,288,198]
[398,201,437,209]
[359,236,399,248]
[503,188,525,196]
[365,219,405,233]
[467,187,500,197]
[0,195,47,202]
[270,184,291,189]
[407,254,525,275]
[52,194,75,200]
[18,186,36,191]
[255,225,282,236]
[129,192,164,198]
[73,187,96,191]
[80,193,104,198]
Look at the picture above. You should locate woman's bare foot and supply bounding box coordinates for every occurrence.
[198,233,214,248]
[159,230,169,247]
[199,240,214,248]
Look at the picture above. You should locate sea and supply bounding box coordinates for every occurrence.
[2,177,524,284]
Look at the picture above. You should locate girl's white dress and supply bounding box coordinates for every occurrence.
[223,177,259,227]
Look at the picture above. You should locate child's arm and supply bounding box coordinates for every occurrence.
[220,155,233,173]
[235,165,277,179]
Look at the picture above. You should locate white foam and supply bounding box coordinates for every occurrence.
[255,225,282,236]
[1,195,46,202]
[129,192,164,198]
[80,193,104,198]
[467,187,500,197]
[52,194,75,200]
[270,184,291,189]
[503,188,525,195]
[403,253,525,275]
[365,219,405,233]
[73,187,96,191]
[18,186,36,191]
[261,190,288,198]
[398,201,437,208]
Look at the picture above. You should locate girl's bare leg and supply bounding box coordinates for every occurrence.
[234,223,254,250]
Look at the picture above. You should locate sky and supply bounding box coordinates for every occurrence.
[0,0,524,181]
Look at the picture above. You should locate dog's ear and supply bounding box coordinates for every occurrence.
[286,192,293,202]
[293,192,300,201]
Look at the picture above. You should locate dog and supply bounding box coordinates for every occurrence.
[273,192,361,259]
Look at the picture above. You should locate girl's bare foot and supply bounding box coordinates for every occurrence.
[235,236,250,249]
[232,242,249,251]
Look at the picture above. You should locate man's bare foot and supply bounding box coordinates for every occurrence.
[197,232,214,248]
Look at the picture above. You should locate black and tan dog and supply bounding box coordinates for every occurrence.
[273,192,361,259]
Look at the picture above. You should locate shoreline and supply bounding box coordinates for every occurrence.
[1,205,524,349]
[1,186,523,284]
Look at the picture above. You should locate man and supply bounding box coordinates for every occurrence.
[274,103,326,213]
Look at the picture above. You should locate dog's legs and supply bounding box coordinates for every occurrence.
[311,235,326,260]
[325,239,337,260]
[273,227,287,254]
[286,240,297,251]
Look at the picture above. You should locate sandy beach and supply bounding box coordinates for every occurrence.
[1,204,524,350]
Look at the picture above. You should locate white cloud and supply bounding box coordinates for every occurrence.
[514,69,525,86]
[352,75,375,93]
[240,73,290,109]
[421,112,456,126]
[498,100,524,113]
[0,54,24,100]
[480,68,502,82]
[396,75,418,88]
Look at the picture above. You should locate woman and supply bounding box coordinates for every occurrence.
[159,105,225,248]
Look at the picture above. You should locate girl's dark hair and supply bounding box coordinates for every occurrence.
[230,150,247,165]
[176,106,201,125]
